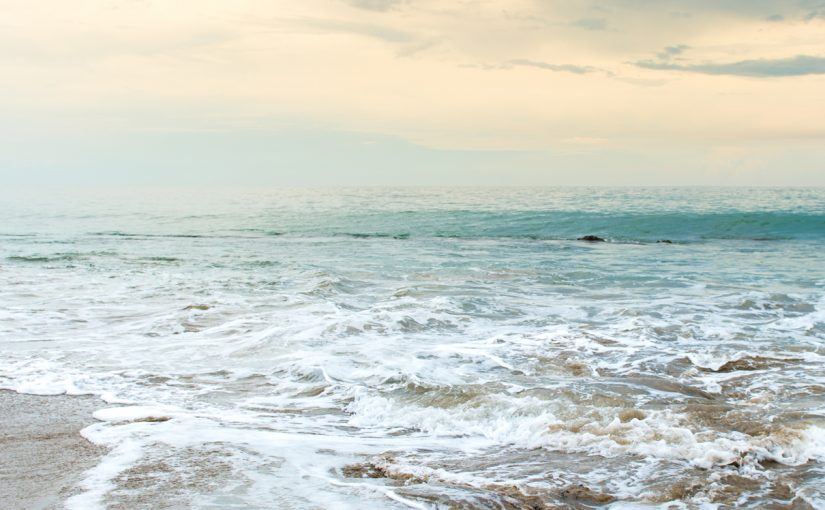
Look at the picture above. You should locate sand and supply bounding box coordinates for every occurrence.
[0,390,106,510]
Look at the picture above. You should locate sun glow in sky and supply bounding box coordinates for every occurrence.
[2,0,825,186]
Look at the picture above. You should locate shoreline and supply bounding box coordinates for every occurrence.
[0,390,105,510]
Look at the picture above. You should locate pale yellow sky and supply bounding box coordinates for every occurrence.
[2,0,825,185]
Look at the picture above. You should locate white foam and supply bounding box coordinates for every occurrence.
[345,388,825,471]
[93,405,175,423]
[65,439,144,510]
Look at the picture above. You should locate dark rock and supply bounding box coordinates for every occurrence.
[560,484,615,504]
[577,235,605,242]
[656,239,673,244]
[184,304,210,311]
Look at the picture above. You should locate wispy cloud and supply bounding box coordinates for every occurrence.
[571,18,607,31]
[503,58,600,74]
[395,38,439,58]
[298,18,415,43]
[343,0,406,12]
[635,54,825,77]
[656,45,689,60]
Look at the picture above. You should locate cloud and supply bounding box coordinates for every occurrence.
[635,54,825,77]
[571,18,607,31]
[615,0,813,17]
[294,18,415,43]
[343,0,406,12]
[503,58,600,74]
[804,9,825,20]
[766,14,784,22]
[656,45,689,60]
[395,38,439,58]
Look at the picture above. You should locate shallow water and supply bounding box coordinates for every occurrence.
[1,187,824,509]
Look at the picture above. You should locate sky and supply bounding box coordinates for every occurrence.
[2,0,825,186]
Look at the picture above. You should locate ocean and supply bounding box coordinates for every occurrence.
[1,187,824,508]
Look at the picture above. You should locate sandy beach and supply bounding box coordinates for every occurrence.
[0,390,105,510]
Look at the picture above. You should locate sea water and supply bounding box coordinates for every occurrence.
[1,187,823,509]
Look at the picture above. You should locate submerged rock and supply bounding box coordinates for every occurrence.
[577,235,606,242]
[657,239,673,244]
[560,484,616,504]
[618,409,646,423]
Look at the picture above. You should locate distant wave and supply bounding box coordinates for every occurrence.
[76,211,825,243]
[88,230,286,239]
[5,252,116,263]
[90,231,206,238]
[303,211,825,242]
[6,254,79,263]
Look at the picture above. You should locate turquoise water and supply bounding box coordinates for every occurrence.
[1,187,824,508]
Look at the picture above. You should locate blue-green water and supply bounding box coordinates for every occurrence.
[1,187,823,509]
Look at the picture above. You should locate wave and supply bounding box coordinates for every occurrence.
[5,252,116,263]
[300,211,825,242]
[90,231,206,239]
[88,230,283,239]
[72,211,825,243]
[6,254,79,263]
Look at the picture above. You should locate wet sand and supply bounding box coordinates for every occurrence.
[0,390,105,510]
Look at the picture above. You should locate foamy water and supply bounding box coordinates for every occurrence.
[1,188,824,509]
